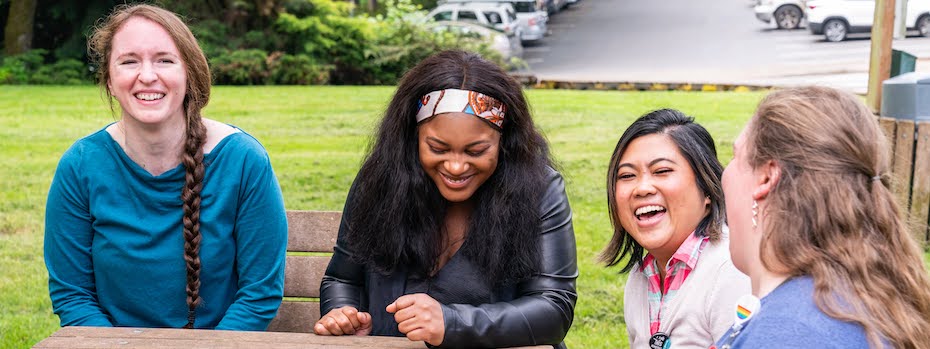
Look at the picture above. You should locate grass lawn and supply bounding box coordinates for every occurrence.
[0,85,926,349]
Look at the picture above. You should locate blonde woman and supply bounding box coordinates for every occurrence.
[719,86,930,348]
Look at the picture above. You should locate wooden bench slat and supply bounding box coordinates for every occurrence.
[267,301,321,334]
[284,255,330,298]
[272,211,341,334]
[909,122,930,247]
[286,211,340,252]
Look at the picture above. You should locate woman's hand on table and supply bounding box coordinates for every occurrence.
[387,293,445,346]
[314,306,372,336]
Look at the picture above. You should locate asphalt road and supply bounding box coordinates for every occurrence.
[524,0,930,90]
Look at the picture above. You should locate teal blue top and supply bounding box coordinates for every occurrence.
[44,126,287,330]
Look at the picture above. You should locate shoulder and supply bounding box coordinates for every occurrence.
[738,277,869,347]
[699,237,738,272]
[206,123,270,161]
[540,167,567,200]
[623,268,647,295]
[692,236,745,286]
[538,167,570,217]
[694,237,750,307]
[58,127,114,166]
[202,118,250,154]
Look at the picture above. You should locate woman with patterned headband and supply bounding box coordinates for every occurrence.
[315,50,578,348]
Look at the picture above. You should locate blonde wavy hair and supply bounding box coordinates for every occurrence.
[748,86,930,348]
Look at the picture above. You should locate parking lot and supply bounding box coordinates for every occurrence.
[513,0,930,92]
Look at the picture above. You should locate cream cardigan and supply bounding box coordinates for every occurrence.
[624,236,751,349]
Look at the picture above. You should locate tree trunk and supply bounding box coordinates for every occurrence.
[367,0,377,13]
[3,0,38,56]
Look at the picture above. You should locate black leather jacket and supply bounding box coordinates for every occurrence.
[320,168,578,348]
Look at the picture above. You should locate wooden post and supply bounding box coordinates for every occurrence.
[866,0,896,114]
[879,117,898,161]
[892,120,915,211]
[910,123,930,247]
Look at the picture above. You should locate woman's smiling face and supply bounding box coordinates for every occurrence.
[418,112,501,203]
[108,16,187,127]
[614,133,710,260]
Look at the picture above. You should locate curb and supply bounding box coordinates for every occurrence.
[511,74,773,92]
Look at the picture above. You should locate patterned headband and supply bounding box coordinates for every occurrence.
[415,89,506,128]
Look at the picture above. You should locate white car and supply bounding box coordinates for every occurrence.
[427,21,524,60]
[440,0,548,42]
[754,0,807,29]
[807,0,930,42]
[427,2,522,40]
[510,0,549,42]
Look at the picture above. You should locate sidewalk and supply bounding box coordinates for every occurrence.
[733,57,930,95]
[519,57,930,94]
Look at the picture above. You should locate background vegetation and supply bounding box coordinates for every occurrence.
[0,0,509,86]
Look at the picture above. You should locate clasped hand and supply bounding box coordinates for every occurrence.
[313,293,445,346]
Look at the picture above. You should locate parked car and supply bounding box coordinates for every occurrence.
[754,0,807,29]
[542,0,567,15]
[807,0,930,42]
[426,20,524,60]
[439,0,549,42]
[427,2,522,40]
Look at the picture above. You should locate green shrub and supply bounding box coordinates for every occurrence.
[211,49,270,85]
[0,50,91,85]
[268,53,332,85]
[271,0,512,85]
[0,50,47,84]
[190,19,233,60]
[31,59,92,85]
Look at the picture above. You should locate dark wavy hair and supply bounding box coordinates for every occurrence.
[600,109,725,273]
[344,50,553,284]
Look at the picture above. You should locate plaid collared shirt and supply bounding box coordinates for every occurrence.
[640,232,710,335]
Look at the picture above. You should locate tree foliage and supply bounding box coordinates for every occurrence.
[0,0,511,85]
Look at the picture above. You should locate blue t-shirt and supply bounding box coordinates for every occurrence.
[714,276,870,349]
[44,126,287,330]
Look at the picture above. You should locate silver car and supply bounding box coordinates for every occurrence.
[438,0,549,42]
[427,20,524,60]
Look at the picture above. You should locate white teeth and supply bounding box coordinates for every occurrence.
[635,205,666,216]
[443,174,468,183]
[135,93,165,101]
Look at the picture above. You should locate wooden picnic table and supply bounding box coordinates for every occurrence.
[32,326,553,349]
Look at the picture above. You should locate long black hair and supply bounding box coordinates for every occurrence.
[600,109,725,273]
[344,50,553,284]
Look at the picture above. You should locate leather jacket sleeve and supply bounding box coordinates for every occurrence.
[319,186,366,317]
[438,169,578,348]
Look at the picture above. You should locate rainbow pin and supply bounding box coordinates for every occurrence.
[733,294,761,327]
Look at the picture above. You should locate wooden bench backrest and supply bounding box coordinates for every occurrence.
[266,210,341,333]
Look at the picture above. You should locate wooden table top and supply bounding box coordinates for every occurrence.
[33,326,552,349]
